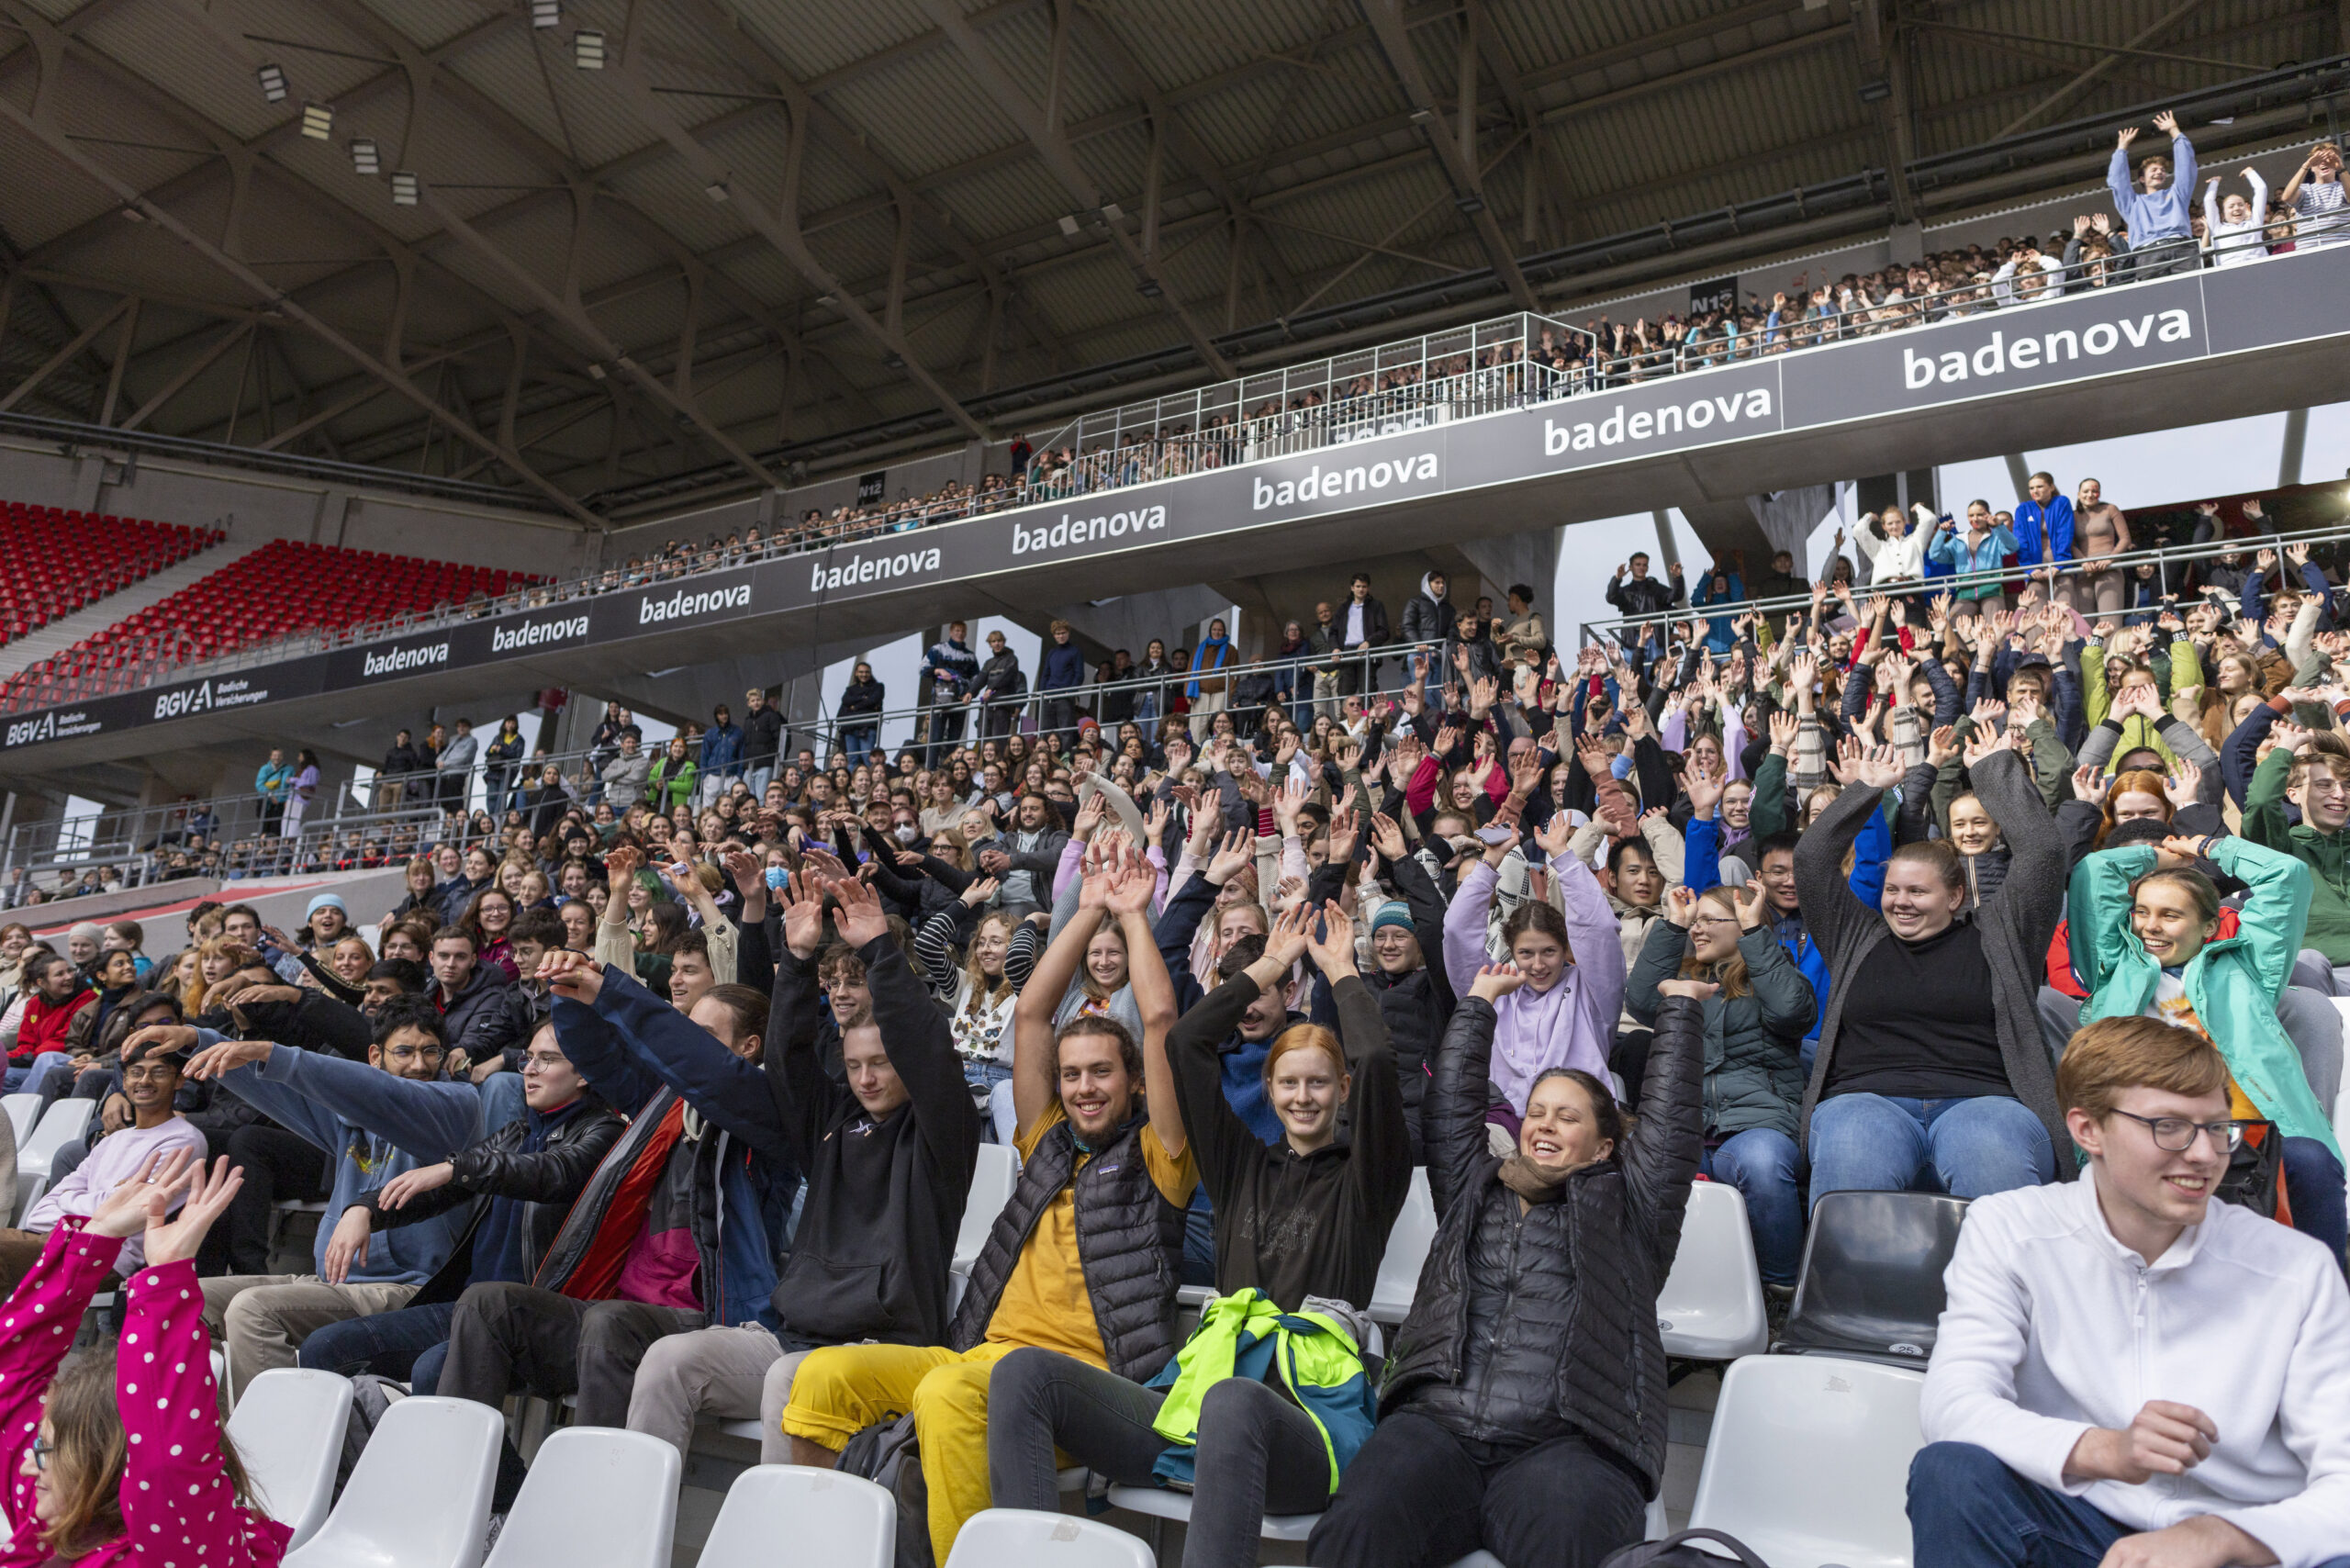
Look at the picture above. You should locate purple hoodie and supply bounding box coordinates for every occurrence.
[1442,852,1627,1119]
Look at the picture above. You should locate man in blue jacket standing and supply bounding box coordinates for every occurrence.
[1036,619,1088,744]
[698,702,744,807]
[2009,471,2074,588]
[2109,110,2198,278]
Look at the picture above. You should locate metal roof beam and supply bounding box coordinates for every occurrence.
[908,0,1238,377]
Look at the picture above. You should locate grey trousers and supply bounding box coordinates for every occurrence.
[626,1321,810,1465]
[2038,985,2343,1113]
[199,1274,417,1405]
[988,1347,1332,1568]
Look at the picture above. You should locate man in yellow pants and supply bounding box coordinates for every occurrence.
[782,849,1194,1562]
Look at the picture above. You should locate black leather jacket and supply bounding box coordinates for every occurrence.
[1381,992,1704,1496]
[366,1096,624,1306]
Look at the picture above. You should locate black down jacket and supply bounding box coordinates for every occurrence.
[1379,989,1704,1497]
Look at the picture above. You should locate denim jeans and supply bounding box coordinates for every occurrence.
[1808,1092,2053,1210]
[839,724,878,766]
[8,1052,73,1115]
[297,1299,459,1383]
[964,1060,1015,1144]
[1908,1440,2350,1568]
[2281,1136,2348,1262]
[1703,1127,1805,1285]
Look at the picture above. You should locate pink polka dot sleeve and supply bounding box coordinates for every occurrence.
[0,1222,125,1568]
[114,1258,289,1566]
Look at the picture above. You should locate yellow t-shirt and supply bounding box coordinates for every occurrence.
[982,1103,1197,1369]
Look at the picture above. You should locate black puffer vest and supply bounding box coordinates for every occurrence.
[1381,996,1705,1497]
[947,1114,1186,1382]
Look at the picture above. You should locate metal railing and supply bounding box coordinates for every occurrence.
[1586,517,2350,641]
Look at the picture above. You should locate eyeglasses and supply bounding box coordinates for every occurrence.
[2109,1108,2245,1153]
[29,1436,54,1473]
[383,1044,449,1064]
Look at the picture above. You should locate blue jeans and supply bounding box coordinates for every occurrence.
[1183,1188,1217,1287]
[1908,1440,2350,1568]
[2282,1136,2348,1262]
[1703,1127,1805,1285]
[297,1300,458,1384]
[839,724,877,765]
[478,1070,527,1137]
[1808,1093,2053,1210]
[964,1060,1014,1144]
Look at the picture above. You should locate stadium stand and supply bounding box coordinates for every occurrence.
[0,540,539,706]
[0,504,217,648]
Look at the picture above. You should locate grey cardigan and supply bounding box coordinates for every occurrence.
[1790,749,2075,1175]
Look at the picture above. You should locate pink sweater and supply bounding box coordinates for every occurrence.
[0,1223,289,1568]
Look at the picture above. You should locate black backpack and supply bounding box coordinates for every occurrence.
[838,1413,934,1568]
[1601,1527,1775,1568]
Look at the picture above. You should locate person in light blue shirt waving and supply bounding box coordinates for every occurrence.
[2108,110,2199,278]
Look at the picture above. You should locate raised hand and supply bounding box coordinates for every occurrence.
[540,947,605,1003]
[87,1148,196,1239]
[1205,826,1256,885]
[1265,901,1315,970]
[1369,811,1408,864]
[1304,901,1360,978]
[1654,978,1722,1002]
[831,874,892,947]
[1533,808,1573,858]
[1103,842,1156,915]
[1684,763,1725,818]
[1663,885,1699,927]
[1326,807,1361,865]
[1829,739,1905,790]
[142,1156,246,1270]
[959,874,1001,909]
[1768,711,1799,755]
[779,870,829,958]
[2071,764,2112,806]
[1963,724,2014,768]
[1469,961,1528,1002]
[1733,878,1770,930]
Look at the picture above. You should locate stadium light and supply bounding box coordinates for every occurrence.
[300,103,334,140]
[257,62,288,102]
[531,0,561,26]
[390,171,420,207]
[350,138,380,175]
[575,29,606,68]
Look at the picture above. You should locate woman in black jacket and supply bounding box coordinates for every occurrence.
[836,662,885,766]
[1305,962,1707,1568]
[990,892,1411,1568]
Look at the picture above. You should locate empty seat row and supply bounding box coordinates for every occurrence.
[2,538,543,703]
[0,508,218,647]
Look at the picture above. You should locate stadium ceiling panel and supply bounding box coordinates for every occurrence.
[0,0,2333,513]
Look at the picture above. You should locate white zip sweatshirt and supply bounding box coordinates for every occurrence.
[1921,1167,2350,1566]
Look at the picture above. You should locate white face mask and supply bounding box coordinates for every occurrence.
[894,824,921,845]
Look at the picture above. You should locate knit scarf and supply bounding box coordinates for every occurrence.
[1496,1153,1570,1204]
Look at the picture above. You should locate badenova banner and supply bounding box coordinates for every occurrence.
[7,245,2347,752]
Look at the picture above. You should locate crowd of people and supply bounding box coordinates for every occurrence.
[0,441,2345,1566]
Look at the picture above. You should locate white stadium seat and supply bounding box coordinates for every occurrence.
[226,1368,354,1550]
[485,1427,680,1568]
[1655,1180,1770,1360]
[285,1396,503,1568]
[699,1465,897,1568]
[1688,1354,1926,1568]
[946,1508,1156,1568]
[1369,1167,1437,1326]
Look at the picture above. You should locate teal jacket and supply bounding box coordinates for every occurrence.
[2071,836,2341,1158]
[1143,1288,1375,1493]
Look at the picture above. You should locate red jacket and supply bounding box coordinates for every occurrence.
[14,987,91,1062]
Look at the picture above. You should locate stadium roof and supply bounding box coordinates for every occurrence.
[0,0,2340,520]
